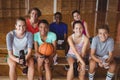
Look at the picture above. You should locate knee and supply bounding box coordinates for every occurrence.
[89,59,96,72]
[89,59,96,63]
[28,58,34,67]
[109,60,117,70]
[44,62,50,68]
[79,69,85,76]
[89,59,96,67]
[9,64,16,70]
[37,58,44,67]
[8,59,17,69]
[69,63,74,70]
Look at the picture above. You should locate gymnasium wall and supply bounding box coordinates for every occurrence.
[0,0,120,47]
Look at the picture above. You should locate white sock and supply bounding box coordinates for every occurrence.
[89,73,95,80]
[53,54,58,65]
[106,72,114,80]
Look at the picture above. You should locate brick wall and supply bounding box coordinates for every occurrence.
[0,0,120,47]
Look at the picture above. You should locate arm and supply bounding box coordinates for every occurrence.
[51,40,57,57]
[90,37,102,63]
[34,33,41,57]
[68,36,85,65]
[26,48,32,61]
[64,33,67,42]
[6,32,19,63]
[81,36,89,58]
[84,21,90,38]
[50,32,57,57]
[64,24,68,43]
[106,39,114,63]
[26,32,33,60]
[8,50,19,63]
[91,49,102,63]
[106,52,113,63]
[71,21,74,29]
[34,41,40,56]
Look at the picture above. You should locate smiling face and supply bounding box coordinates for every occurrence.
[39,23,49,36]
[73,12,81,21]
[98,29,109,42]
[30,10,39,20]
[15,20,26,34]
[73,23,83,36]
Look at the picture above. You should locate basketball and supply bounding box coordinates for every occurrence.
[38,42,54,56]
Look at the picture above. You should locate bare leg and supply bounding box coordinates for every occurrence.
[44,58,52,80]
[89,59,96,73]
[67,57,75,80]
[7,58,17,80]
[27,57,34,80]
[78,64,85,80]
[108,60,116,73]
[37,57,44,80]
[106,60,116,80]
[88,59,96,80]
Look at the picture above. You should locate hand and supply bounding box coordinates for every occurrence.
[105,58,111,63]
[77,62,85,71]
[19,58,24,65]
[44,58,49,64]
[80,64,85,71]
[98,62,103,67]
[104,62,109,67]
[35,52,40,57]
[35,52,45,58]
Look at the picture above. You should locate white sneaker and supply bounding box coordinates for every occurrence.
[53,54,58,65]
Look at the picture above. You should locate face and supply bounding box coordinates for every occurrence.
[73,12,81,21]
[39,23,49,36]
[98,29,109,42]
[73,23,83,35]
[55,14,62,23]
[30,10,39,19]
[15,20,26,34]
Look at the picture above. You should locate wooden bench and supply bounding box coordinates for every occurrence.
[0,44,120,80]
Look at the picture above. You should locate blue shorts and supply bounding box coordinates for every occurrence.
[66,54,77,60]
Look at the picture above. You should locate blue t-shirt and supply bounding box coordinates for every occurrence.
[34,31,57,46]
[49,22,67,40]
[91,36,114,57]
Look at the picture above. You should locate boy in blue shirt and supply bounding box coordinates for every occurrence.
[89,24,116,80]
[50,12,68,50]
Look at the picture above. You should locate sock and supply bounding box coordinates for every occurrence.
[89,72,95,80]
[53,54,58,65]
[106,72,114,80]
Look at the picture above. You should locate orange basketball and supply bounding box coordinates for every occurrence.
[38,42,54,56]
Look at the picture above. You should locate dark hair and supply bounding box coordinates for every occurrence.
[38,19,49,26]
[16,17,26,24]
[28,7,41,17]
[54,12,62,16]
[97,24,110,33]
[54,12,62,20]
[73,20,83,29]
[72,10,80,16]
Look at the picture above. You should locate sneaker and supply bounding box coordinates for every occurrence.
[53,54,58,65]
[22,66,28,75]
[54,61,58,65]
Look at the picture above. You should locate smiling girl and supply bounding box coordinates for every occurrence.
[67,21,89,80]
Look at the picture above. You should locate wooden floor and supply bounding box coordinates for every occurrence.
[0,76,107,80]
